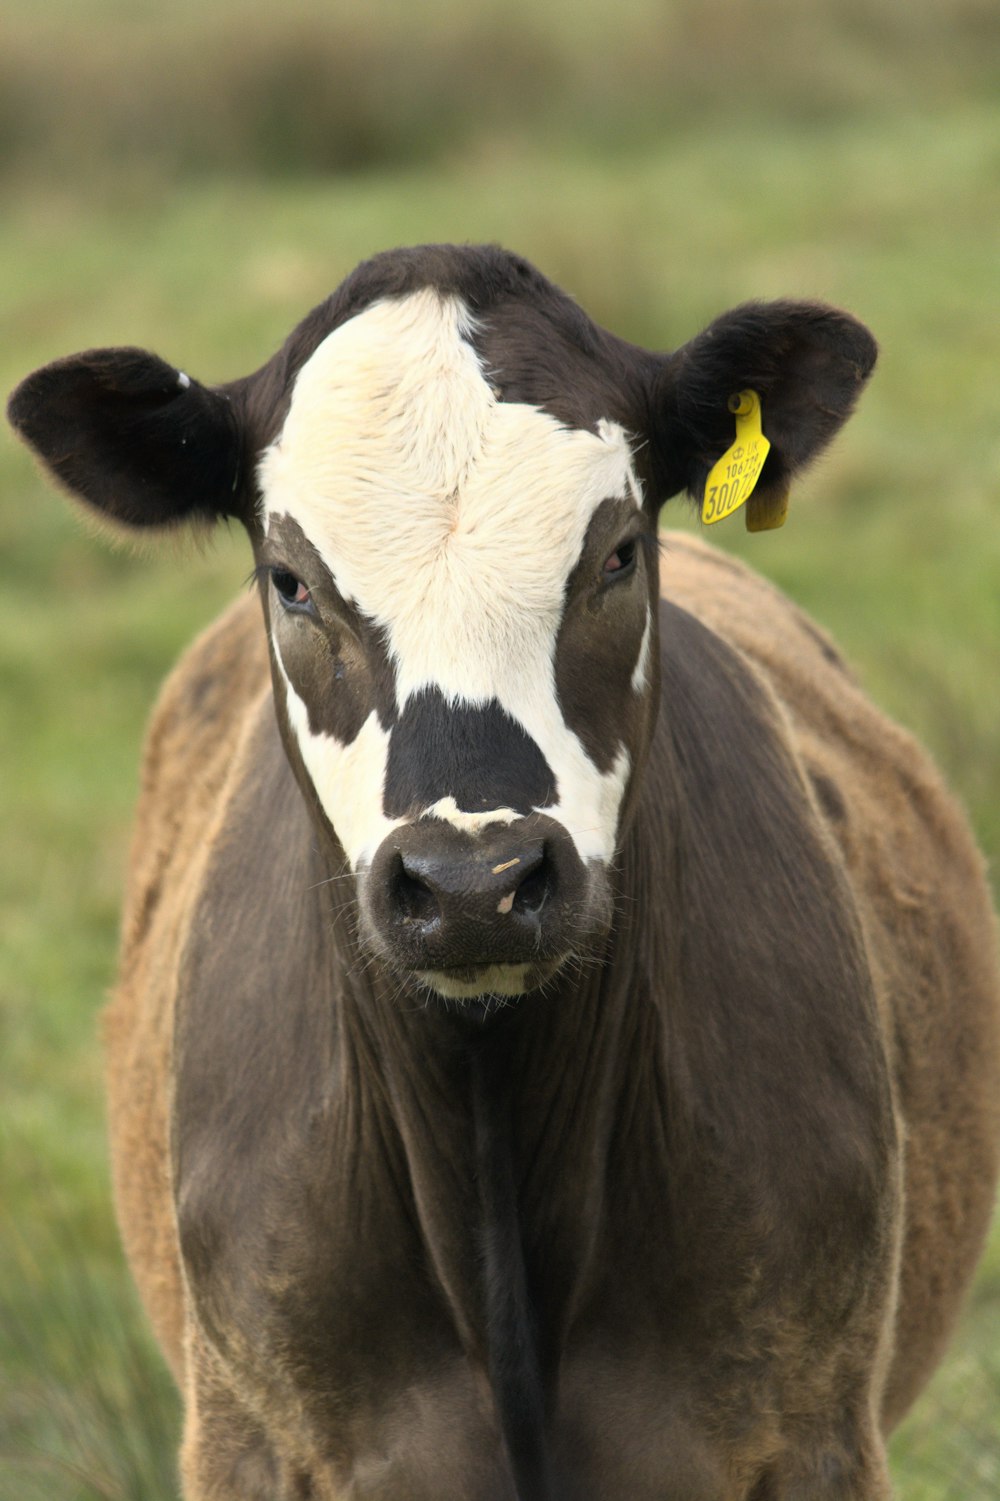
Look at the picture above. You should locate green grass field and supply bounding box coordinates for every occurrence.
[1,3,999,1495]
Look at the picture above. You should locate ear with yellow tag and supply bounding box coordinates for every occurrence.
[644,298,877,522]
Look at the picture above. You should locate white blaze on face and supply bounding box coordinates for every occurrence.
[260,288,642,870]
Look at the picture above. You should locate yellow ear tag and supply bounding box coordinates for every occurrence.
[701,390,771,526]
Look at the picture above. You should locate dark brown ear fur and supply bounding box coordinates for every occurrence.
[649,301,878,508]
[7,348,247,530]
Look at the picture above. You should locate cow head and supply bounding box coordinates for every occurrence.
[8,245,876,1002]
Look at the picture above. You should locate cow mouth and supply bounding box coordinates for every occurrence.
[414,957,566,1001]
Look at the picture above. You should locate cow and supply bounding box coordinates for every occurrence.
[8,243,1000,1501]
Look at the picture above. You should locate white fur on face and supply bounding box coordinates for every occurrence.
[274,655,403,869]
[631,608,653,695]
[261,288,643,870]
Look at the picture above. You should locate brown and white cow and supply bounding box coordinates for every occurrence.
[9,244,1000,1500]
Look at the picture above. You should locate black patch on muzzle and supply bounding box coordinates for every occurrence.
[383,689,557,818]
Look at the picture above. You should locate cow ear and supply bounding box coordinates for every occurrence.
[7,347,249,531]
[648,301,877,513]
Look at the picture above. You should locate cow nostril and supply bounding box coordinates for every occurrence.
[392,859,439,926]
[512,851,553,918]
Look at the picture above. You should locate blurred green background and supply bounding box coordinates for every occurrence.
[1,2,998,1496]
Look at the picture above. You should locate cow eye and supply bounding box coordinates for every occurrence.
[603,539,637,579]
[270,569,312,609]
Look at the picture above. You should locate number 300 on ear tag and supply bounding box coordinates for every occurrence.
[702,390,770,526]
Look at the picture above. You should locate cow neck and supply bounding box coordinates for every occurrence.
[333,949,622,1317]
[327,871,662,1484]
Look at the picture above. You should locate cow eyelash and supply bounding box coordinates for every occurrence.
[603,539,637,579]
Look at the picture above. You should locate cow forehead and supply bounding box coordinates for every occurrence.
[258,288,641,705]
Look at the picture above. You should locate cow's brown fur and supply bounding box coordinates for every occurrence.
[102,534,1000,1498]
[661,536,1000,1428]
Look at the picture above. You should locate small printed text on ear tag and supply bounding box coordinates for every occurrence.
[702,390,770,526]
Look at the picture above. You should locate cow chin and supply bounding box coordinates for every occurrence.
[414,958,567,1002]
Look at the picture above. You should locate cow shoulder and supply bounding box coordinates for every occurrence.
[106,594,271,1379]
[658,531,1000,1420]
[660,534,996,998]
[648,565,898,1302]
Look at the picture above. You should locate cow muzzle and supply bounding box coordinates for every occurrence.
[359,813,605,999]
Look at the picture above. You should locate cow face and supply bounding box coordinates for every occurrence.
[8,244,877,1001]
[255,288,659,997]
